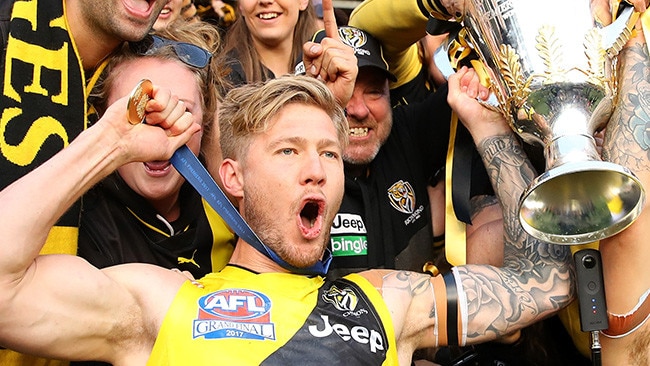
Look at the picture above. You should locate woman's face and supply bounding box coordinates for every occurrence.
[109,57,204,205]
[238,0,309,48]
[153,0,185,31]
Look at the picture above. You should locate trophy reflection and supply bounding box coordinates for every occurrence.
[438,0,645,244]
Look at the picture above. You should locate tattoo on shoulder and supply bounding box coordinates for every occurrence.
[382,270,432,297]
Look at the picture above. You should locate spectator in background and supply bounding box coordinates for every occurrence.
[73,21,235,366]
[181,0,199,22]
[220,0,319,86]
[295,26,454,279]
[81,21,234,282]
[195,0,238,33]
[153,0,200,31]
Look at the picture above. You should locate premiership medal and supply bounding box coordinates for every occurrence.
[126,79,153,124]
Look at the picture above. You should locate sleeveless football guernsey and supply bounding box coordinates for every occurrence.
[148,266,398,365]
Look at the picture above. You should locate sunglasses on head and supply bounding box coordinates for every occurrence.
[130,34,212,69]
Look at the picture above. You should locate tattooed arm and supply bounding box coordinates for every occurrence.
[360,67,574,363]
[599,16,650,366]
[444,67,574,345]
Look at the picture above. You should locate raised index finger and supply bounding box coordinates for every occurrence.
[321,0,340,40]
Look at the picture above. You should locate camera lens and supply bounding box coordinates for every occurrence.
[583,255,596,269]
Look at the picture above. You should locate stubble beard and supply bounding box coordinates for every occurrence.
[243,186,329,269]
[342,142,381,166]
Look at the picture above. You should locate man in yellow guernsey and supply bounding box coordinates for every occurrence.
[0,59,576,366]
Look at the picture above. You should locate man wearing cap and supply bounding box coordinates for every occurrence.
[298,26,453,279]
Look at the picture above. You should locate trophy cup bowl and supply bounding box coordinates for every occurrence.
[455,0,645,244]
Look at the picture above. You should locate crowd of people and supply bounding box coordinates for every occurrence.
[0,0,648,365]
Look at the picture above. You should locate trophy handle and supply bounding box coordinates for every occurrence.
[599,5,638,56]
[433,33,501,109]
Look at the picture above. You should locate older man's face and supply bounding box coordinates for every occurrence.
[342,68,392,167]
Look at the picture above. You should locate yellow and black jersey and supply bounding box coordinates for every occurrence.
[149,265,398,365]
[78,173,235,278]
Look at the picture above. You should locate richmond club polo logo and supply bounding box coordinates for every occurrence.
[323,285,359,312]
[193,289,276,341]
[387,180,416,214]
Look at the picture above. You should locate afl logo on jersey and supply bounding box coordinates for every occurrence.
[193,289,276,341]
[199,289,271,320]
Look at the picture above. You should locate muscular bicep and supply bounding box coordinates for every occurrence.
[0,254,171,362]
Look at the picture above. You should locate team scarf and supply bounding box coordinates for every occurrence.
[0,0,106,255]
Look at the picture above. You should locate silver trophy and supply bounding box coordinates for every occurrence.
[436,1,645,244]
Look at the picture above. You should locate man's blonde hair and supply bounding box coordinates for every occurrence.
[219,75,349,161]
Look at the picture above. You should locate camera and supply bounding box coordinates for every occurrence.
[574,249,609,332]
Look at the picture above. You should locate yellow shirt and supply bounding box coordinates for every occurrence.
[148,266,399,365]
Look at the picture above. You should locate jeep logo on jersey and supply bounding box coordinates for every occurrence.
[309,315,385,353]
[193,289,276,341]
[387,180,416,214]
[323,285,358,312]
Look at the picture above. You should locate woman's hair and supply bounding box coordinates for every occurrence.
[91,21,225,141]
[220,2,318,83]
[219,75,348,162]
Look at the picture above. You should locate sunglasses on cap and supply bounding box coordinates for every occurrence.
[130,34,212,69]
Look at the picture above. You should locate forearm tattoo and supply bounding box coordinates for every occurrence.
[453,133,575,343]
[603,42,650,173]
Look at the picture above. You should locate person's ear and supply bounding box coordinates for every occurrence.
[299,0,310,11]
[219,158,244,201]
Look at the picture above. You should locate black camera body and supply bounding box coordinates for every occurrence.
[574,248,609,332]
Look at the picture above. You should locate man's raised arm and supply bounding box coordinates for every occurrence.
[370,68,575,358]
[598,6,650,364]
[445,67,575,343]
[0,87,198,360]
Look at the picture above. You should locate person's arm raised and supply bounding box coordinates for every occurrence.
[445,67,575,343]
[599,8,650,364]
[0,84,199,361]
[301,0,357,106]
[362,68,574,357]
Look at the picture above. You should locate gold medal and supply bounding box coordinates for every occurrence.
[126,79,153,124]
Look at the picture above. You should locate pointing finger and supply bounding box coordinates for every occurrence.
[322,0,340,40]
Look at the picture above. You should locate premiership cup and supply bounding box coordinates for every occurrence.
[436,1,645,244]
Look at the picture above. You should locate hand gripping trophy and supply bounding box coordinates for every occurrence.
[434,0,646,245]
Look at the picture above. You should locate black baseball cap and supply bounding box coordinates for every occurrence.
[295,26,397,82]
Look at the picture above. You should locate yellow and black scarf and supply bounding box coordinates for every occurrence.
[0,0,105,254]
